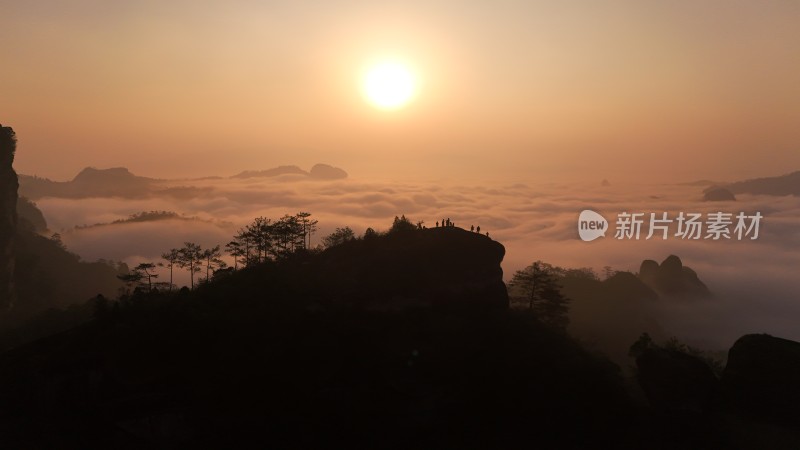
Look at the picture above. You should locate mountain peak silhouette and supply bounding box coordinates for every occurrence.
[639,255,710,298]
[72,166,142,183]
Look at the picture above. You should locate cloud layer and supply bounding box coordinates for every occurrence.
[34,175,800,350]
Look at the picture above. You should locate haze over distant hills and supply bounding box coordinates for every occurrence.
[722,171,800,196]
[232,163,347,180]
[19,163,348,200]
[689,170,800,200]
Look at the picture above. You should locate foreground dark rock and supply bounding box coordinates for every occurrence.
[0,124,18,310]
[636,348,718,415]
[633,334,800,448]
[722,334,800,421]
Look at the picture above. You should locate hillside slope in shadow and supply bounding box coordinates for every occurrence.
[0,228,642,449]
[0,227,798,449]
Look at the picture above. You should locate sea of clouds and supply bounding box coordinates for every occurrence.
[34,175,800,350]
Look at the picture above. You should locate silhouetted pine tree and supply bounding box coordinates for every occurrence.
[201,245,226,283]
[322,227,355,249]
[160,249,180,291]
[509,261,570,329]
[177,242,203,289]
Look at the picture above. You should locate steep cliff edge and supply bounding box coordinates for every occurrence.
[0,124,18,310]
[310,226,508,310]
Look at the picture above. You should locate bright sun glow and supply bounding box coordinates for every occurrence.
[362,60,417,110]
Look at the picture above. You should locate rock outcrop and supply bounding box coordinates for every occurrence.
[309,163,347,180]
[638,255,710,298]
[721,334,800,421]
[0,124,18,309]
[313,226,508,311]
[636,347,719,415]
[702,186,736,201]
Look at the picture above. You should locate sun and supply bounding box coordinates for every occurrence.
[361,60,417,110]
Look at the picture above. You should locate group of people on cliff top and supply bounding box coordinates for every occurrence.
[435,218,489,237]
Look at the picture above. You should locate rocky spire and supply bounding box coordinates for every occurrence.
[0,124,18,309]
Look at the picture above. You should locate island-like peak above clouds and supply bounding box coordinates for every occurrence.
[231,165,309,179]
[19,166,154,200]
[722,170,800,196]
[18,163,350,200]
[689,170,800,200]
[231,163,347,180]
[309,163,347,180]
[71,166,152,184]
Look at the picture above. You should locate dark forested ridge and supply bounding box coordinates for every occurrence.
[0,228,639,449]
[0,226,798,448]
[0,217,125,351]
[0,127,125,347]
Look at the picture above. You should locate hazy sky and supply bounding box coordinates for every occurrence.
[2,1,799,181]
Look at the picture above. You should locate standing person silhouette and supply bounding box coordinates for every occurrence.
[476,226,481,233]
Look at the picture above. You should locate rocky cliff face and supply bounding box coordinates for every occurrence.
[721,333,800,421]
[0,124,18,309]
[639,255,710,298]
[313,226,508,311]
[636,347,718,415]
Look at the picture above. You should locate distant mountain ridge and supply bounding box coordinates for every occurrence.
[231,163,347,180]
[232,165,309,179]
[722,170,800,196]
[19,163,348,199]
[19,167,154,200]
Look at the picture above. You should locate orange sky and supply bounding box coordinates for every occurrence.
[2,1,799,182]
